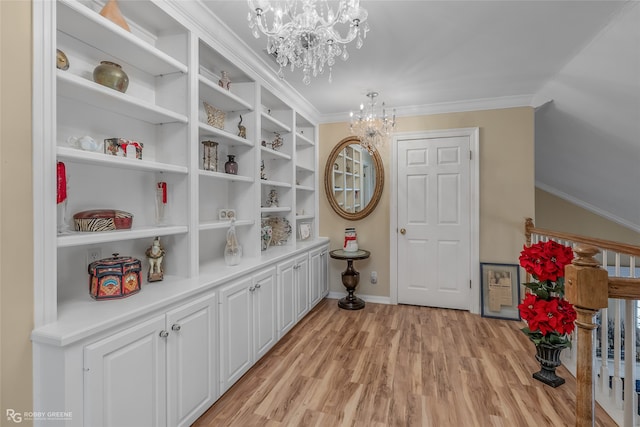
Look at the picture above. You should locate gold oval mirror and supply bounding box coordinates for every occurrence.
[324,136,384,220]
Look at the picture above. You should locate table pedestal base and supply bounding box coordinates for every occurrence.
[338,260,365,310]
[338,295,365,310]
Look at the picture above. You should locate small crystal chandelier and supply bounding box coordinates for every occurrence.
[350,92,396,153]
[247,0,369,85]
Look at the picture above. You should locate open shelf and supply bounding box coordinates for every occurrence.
[57,0,187,76]
[57,225,188,248]
[58,71,188,125]
[261,112,291,133]
[57,147,188,174]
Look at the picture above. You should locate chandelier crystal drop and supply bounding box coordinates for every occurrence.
[350,91,396,153]
[247,0,369,85]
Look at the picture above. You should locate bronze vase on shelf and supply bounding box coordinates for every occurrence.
[99,0,130,32]
[93,61,129,93]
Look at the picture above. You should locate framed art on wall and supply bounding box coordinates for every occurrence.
[480,262,521,320]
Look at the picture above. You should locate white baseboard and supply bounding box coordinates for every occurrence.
[326,292,393,305]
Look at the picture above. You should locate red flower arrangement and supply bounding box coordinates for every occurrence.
[517,240,577,347]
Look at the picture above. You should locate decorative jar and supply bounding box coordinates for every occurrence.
[344,227,358,252]
[225,155,238,175]
[93,61,129,93]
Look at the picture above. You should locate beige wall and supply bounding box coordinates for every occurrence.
[1,0,34,423]
[535,188,640,245]
[319,107,535,299]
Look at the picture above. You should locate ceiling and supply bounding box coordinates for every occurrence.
[204,1,627,120]
[202,0,639,231]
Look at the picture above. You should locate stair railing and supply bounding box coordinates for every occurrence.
[524,218,640,427]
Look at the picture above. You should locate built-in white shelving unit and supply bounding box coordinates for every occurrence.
[32,1,325,425]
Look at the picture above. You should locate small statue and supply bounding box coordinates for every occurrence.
[260,160,267,180]
[237,115,247,139]
[218,70,231,90]
[266,189,278,207]
[145,236,165,282]
[270,132,283,151]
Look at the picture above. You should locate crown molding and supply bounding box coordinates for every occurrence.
[536,181,640,233]
[320,94,537,124]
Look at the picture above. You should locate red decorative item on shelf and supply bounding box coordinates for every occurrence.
[158,182,167,203]
[57,162,67,204]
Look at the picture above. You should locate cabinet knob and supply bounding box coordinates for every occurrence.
[255,283,261,289]
[171,324,181,332]
[400,228,406,235]
[249,286,256,292]
[159,330,169,338]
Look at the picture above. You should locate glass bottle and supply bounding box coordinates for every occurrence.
[225,155,238,175]
[224,218,242,266]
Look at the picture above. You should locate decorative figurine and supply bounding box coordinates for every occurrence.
[237,115,247,139]
[218,71,231,90]
[145,236,165,282]
[270,132,283,151]
[266,188,279,207]
[260,160,267,180]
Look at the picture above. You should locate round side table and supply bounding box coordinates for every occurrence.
[329,249,370,310]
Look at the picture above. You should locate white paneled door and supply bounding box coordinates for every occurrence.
[396,133,472,309]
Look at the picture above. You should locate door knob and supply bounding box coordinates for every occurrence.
[400,228,406,235]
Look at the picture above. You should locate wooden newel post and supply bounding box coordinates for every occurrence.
[564,245,609,427]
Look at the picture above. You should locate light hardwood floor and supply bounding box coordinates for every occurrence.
[193,299,617,427]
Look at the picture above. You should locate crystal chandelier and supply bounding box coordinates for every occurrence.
[247,0,369,85]
[350,92,396,153]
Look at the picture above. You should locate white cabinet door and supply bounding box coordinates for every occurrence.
[219,276,253,392]
[166,293,217,427]
[277,258,297,337]
[84,316,167,427]
[253,267,277,360]
[295,254,310,320]
[320,247,329,296]
[309,248,322,306]
[309,246,329,307]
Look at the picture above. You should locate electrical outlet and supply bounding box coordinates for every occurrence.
[370,271,377,284]
[87,247,102,265]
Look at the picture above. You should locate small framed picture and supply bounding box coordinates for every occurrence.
[298,222,312,240]
[480,263,521,320]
